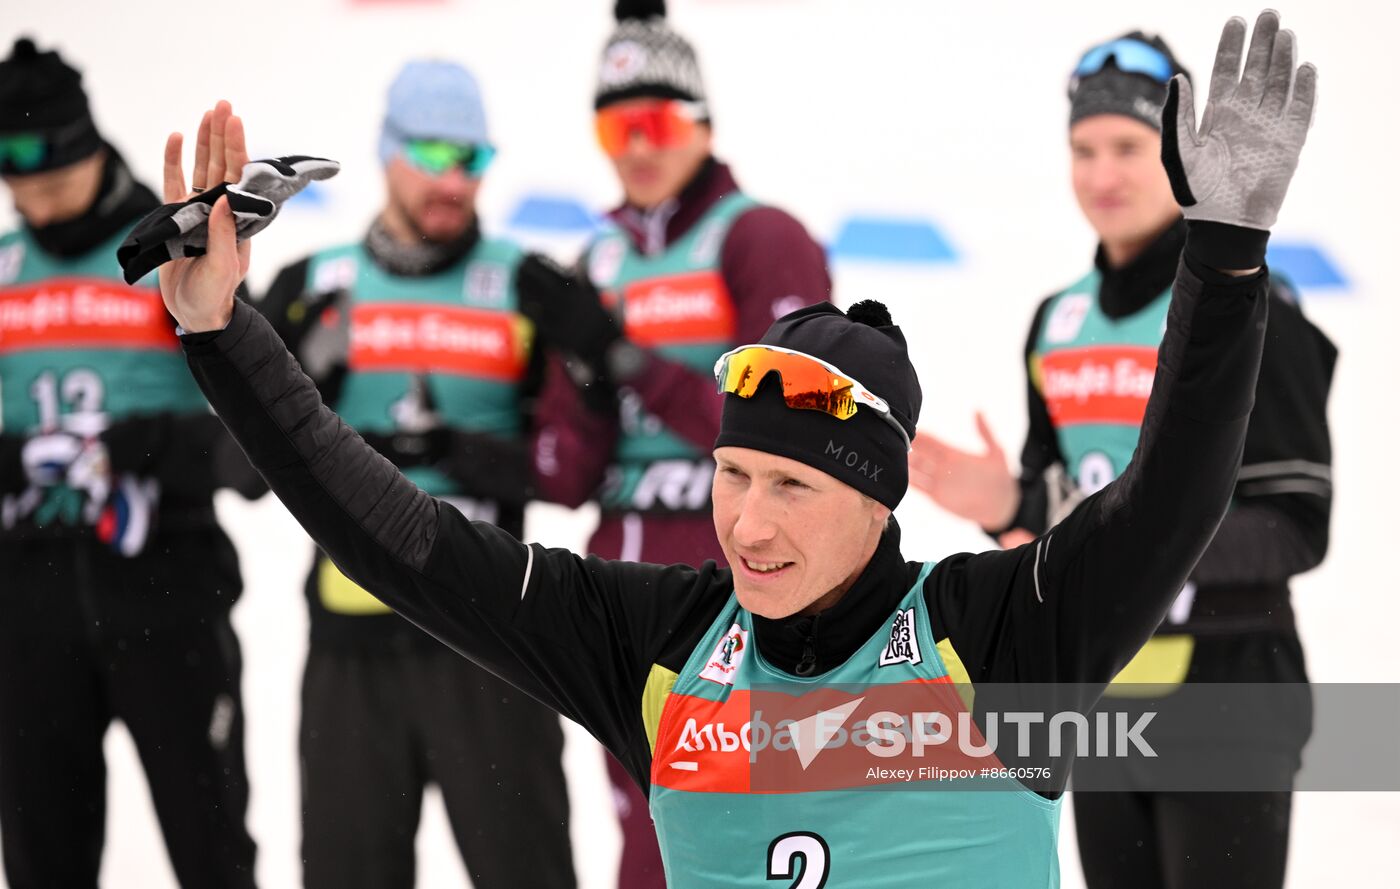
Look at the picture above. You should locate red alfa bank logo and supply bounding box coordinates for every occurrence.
[0,279,175,352]
[652,682,1158,795]
[653,681,1004,794]
[348,303,528,379]
[615,271,736,346]
[1038,345,1157,426]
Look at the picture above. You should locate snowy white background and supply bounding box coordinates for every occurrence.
[3,0,1398,885]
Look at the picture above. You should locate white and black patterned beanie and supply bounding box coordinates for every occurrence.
[595,0,708,113]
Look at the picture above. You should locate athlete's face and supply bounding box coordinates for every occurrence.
[1070,115,1181,260]
[3,150,105,228]
[713,447,890,620]
[606,100,712,210]
[384,154,479,243]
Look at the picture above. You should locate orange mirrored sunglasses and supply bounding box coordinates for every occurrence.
[714,344,912,451]
[594,100,705,157]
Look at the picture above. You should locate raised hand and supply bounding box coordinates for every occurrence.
[908,412,1020,531]
[158,101,249,333]
[1162,9,1317,234]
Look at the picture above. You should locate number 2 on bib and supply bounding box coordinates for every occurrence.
[767,832,829,888]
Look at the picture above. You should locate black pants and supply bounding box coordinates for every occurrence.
[300,644,575,888]
[1074,633,1306,889]
[1074,790,1292,889]
[0,615,257,889]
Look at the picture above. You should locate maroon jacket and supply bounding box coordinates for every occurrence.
[531,159,832,517]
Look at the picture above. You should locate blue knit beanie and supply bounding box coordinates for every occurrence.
[378,60,490,165]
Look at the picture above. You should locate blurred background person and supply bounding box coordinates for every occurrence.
[910,30,1336,889]
[257,60,575,889]
[0,37,260,889]
[517,0,831,884]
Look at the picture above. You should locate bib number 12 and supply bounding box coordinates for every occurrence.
[30,369,105,432]
[767,832,829,888]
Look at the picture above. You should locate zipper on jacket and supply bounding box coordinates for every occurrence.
[794,613,820,677]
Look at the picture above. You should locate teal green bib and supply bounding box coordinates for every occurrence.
[1031,272,1216,668]
[0,227,207,527]
[648,565,1061,887]
[0,227,206,436]
[305,238,530,498]
[1031,271,1170,495]
[585,193,756,512]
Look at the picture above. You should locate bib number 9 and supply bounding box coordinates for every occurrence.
[767,832,829,888]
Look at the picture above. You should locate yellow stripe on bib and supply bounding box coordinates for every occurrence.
[936,637,976,711]
[317,557,394,616]
[642,663,681,755]
[1104,635,1195,697]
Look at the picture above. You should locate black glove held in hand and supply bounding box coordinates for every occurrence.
[516,253,624,374]
[117,156,339,284]
[360,428,450,470]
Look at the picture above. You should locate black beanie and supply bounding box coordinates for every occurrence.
[1068,31,1190,132]
[0,37,103,175]
[714,301,921,509]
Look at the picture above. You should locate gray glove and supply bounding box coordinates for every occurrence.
[117,156,339,284]
[1161,10,1317,233]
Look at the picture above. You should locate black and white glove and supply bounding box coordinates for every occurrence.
[117,156,339,284]
[66,438,112,525]
[21,433,83,487]
[1161,10,1317,268]
[516,253,624,374]
[360,428,450,470]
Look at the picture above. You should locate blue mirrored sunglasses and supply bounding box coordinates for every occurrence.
[1072,38,1175,87]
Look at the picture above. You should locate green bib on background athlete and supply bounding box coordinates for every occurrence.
[305,237,531,500]
[302,237,532,615]
[646,563,1062,887]
[0,228,206,435]
[1031,272,1191,689]
[584,192,755,512]
[0,227,206,527]
[1030,270,1169,497]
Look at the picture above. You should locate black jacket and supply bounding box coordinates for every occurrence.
[182,225,1267,795]
[257,227,546,651]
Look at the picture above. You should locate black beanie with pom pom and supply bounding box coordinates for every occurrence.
[714,301,922,509]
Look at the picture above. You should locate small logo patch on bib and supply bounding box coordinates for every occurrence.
[700,624,749,685]
[878,607,922,667]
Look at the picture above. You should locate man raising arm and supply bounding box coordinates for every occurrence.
[153,13,1313,886]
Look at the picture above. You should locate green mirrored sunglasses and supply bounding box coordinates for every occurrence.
[0,134,47,173]
[401,139,496,178]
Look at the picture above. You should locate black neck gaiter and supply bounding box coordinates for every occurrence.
[751,520,909,677]
[364,214,480,278]
[1095,217,1186,320]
